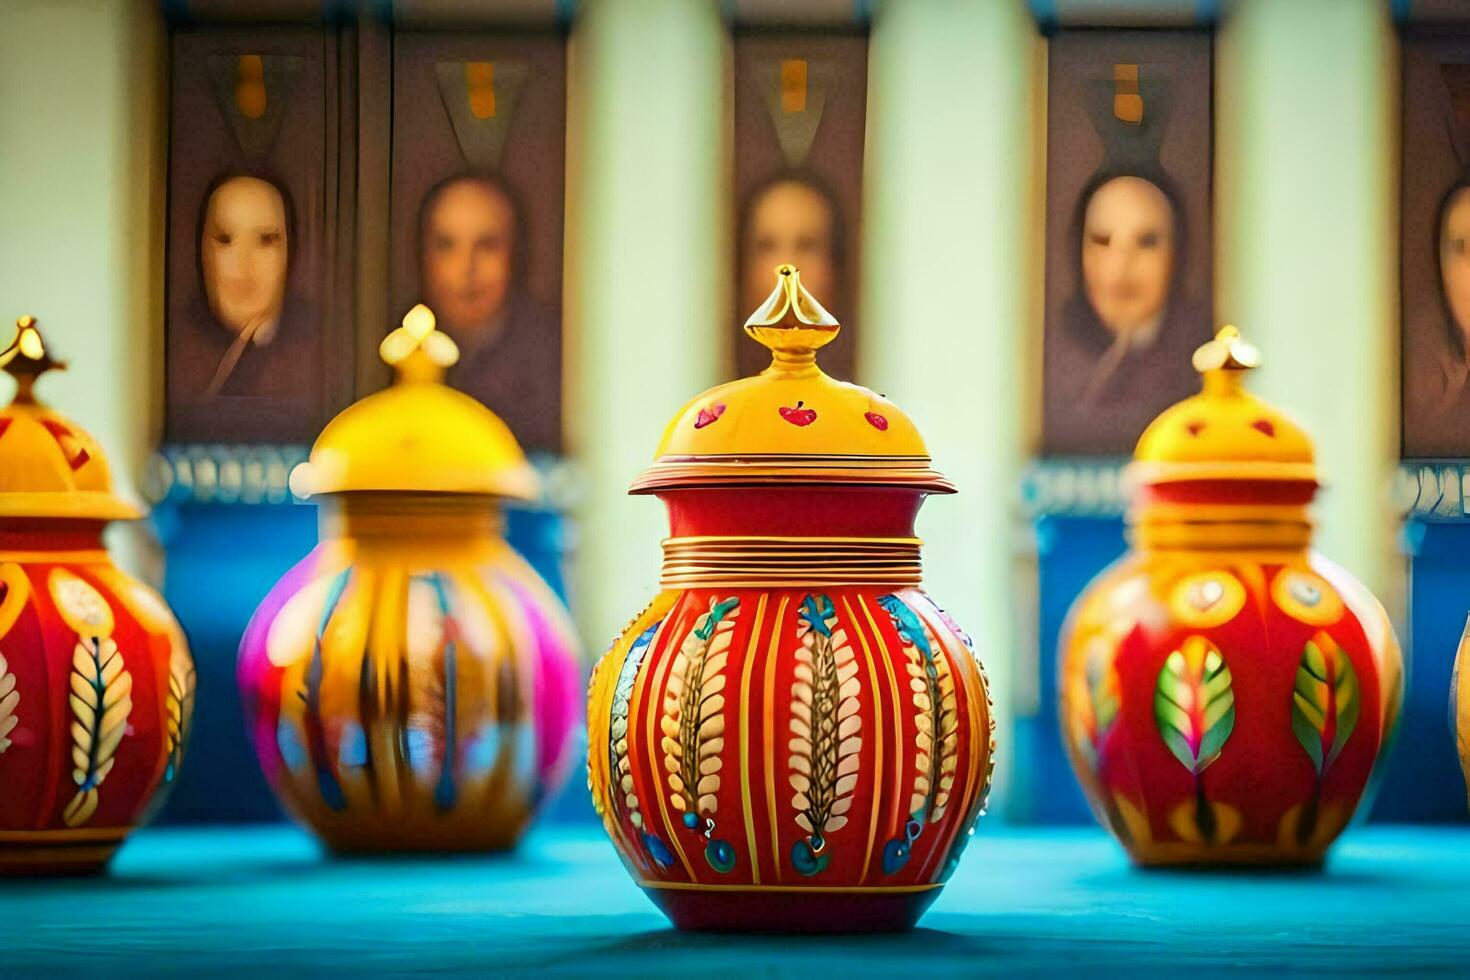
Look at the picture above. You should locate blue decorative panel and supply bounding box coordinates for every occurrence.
[1014,513,1128,824]
[1374,519,1468,822]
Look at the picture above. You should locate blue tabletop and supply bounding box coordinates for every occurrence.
[3,824,1467,976]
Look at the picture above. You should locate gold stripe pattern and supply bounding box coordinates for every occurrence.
[631,453,954,495]
[661,536,923,588]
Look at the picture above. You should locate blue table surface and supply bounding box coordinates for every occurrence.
[3,823,1469,976]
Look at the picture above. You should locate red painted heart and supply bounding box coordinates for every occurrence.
[779,401,817,427]
[694,403,726,429]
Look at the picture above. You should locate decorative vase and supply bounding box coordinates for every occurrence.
[0,317,195,875]
[1059,326,1403,867]
[238,306,582,853]
[1454,621,1470,812]
[586,266,995,932]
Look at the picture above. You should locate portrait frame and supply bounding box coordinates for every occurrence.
[384,31,567,455]
[164,28,352,445]
[1040,30,1214,457]
[732,31,868,381]
[1401,33,1470,459]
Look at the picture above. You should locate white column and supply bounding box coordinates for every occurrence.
[861,0,1042,808]
[1215,0,1399,604]
[0,0,167,574]
[564,0,729,648]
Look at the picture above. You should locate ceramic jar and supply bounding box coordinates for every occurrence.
[238,307,582,853]
[586,266,995,932]
[1454,623,1470,811]
[1059,326,1403,866]
[0,317,196,874]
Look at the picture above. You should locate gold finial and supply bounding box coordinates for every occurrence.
[0,316,66,404]
[1191,324,1260,394]
[379,304,460,384]
[743,264,840,375]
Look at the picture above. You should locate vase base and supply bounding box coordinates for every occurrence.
[0,833,124,877]
[1128,842,1328,870]
[642,885,940,933]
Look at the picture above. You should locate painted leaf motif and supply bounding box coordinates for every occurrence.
[1291,630,1359,775]
[610,620,661,831]
[1154,636,1235,776]
[1086,640,1120,740]
[163,643,197,783]
[878,594,958,823]
[65,637,132,827]
[662,597,738,818]
[789,594,862,844]
[0,651,17,753]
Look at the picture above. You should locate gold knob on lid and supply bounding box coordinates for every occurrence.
[1191,324,1260,395]
[743,264,840,376]
[379,304,460,384]
[0,316,66,404]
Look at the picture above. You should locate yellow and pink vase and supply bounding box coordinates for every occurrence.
[238,307,581,853]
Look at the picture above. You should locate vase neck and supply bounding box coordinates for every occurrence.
[0,519,108,559]
[659,534,923,588]
[320,493,502,555]
[658,486,924,539]
[1130,504,1313,553]
[1128,479,1315,553]
[653,486,928,588]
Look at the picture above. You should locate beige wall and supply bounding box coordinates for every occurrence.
[1215,0,1401,608]
[861,0,1042,808]
[564,0,730,648]
[0,0,167,575]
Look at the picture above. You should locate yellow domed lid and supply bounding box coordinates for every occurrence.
[289,305,537,500]
[0,317,140,521]
[631,265,952,494]
[1128,325,1316,486]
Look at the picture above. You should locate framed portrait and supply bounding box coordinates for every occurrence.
[1041,32,1214,456]
[387,33,567,455]
[1402,35,1470,458]
[732,33,867,381]
[165,29,349,444]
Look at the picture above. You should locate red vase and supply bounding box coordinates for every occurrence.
[0,318,195,874]
[1059,327,1403,866]
[586,266,996,931]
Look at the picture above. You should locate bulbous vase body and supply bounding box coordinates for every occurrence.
[587,488,995,932]
[1453,621,1470,811]
[238,496,581,853]
[1060,546,1402,866]
[0,524,195,874]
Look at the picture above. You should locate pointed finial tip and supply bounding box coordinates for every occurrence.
[742,265,840,371]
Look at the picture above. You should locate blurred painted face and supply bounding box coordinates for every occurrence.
[421,178,515,338]
[201,176,288,338]
[743,180,836,312]
[1081,176,1175,338]
[1440,187,1470,342]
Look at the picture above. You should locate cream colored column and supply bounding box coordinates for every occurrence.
[565,0,729,649]
[0,0,167,575]
[861,0,1042,807]
[1216,0,1399,603]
